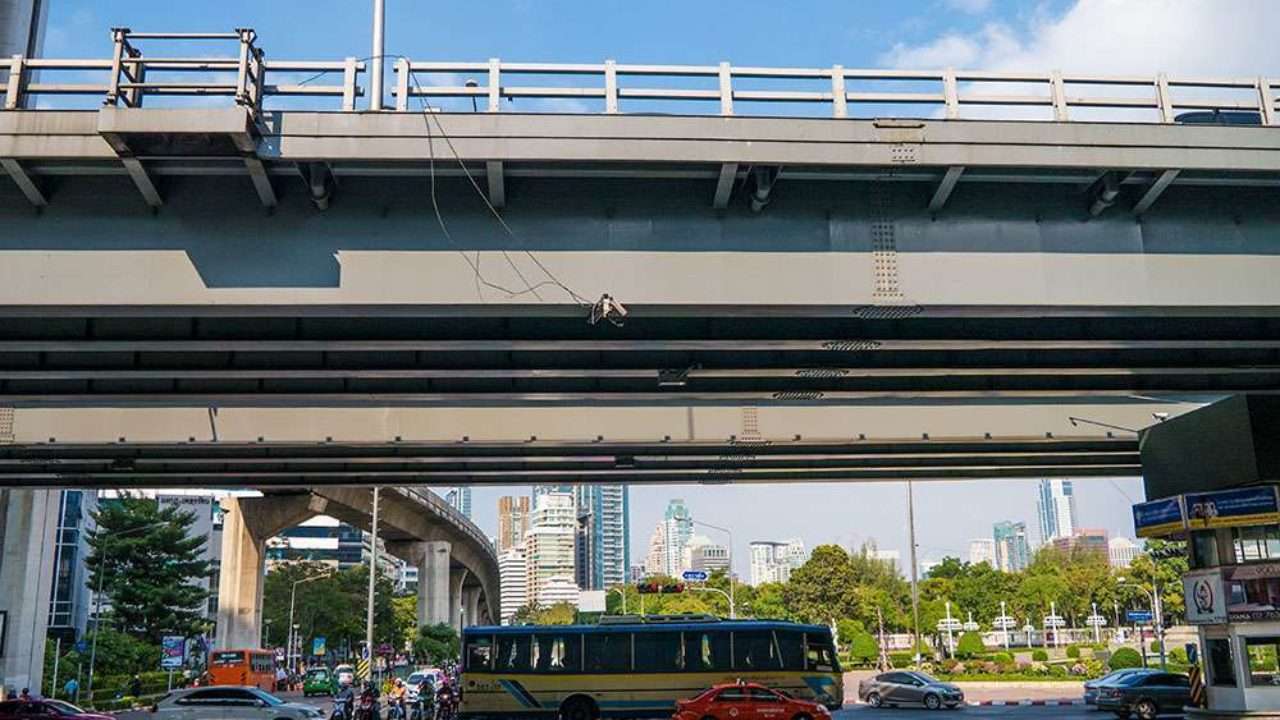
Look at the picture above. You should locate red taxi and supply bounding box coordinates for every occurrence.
[673,683,832,720]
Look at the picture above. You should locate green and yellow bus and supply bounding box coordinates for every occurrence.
[459,617,842,720]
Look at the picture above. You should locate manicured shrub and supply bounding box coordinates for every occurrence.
[1066,644,1081,658]
[1032,649,1049,662]
[992,651,1014,664]
[849,631,880,666]
[956,631,986,659]
[1109,647,1143,669]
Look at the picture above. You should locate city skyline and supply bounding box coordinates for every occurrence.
[465,477,1145,579]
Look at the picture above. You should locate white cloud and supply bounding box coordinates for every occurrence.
[883,0,1280,75]
[944,0,993,14]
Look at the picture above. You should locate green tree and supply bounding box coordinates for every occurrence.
[42,629,160,694]
[1122,540,1188,625]
[849,632,880,666]
[783,545,858,625]
[746,582,792,620]
[533,602,578,625]
[85,495,212,644]
[413,623,459,664]
[262,562,403,657]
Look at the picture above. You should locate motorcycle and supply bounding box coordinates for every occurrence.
[434,686,457,720]
[330,692,353,720]
[354,685,380,720]
[409,690,434,720]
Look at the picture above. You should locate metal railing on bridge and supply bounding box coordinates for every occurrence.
[398,486,496,557]
[1,27,1276,124]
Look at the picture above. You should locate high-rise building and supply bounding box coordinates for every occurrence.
[573,485,630,590]
[1052,528,1109,557]
[497,496,531,553]
[682,536,730,574]
[993,521,1031,572]
[444,487,473,520]
[661,499,694,577]
[1109,537,1141,569]
[498,546,528,624]
[1036,479,1078,544]
[968,538,996,566]
[749,541,797,586]
[783,538,808,569]
[643,521,666,577]
[48,490,97,642]
[526,492,578,606]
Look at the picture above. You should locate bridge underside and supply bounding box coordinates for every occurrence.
[0,307,1276,406]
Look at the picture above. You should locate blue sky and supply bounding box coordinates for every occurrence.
[37,0,1279,569]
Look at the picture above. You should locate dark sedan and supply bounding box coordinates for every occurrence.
[0,700,113,720]
[1084,668,1159,705]
[857,670,964,710]
[1096,671,1191,719]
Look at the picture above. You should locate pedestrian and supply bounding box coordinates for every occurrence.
[18,688,32,702]
[63,677,79,703]
[275,666,287,693]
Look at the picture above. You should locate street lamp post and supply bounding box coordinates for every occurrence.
[690,586,736,619]
[364,487,380,681]
[86,521,167,695]
[607,587,627,615]
[369,0,385,111]
[1119,578,1165,670]
[691,520,735,619]
[286,574,328,673]
[907,481,922,665]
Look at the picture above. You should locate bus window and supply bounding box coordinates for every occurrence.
[466,636,494,672]
[806,638,837,672]
[584,633,631,673]
[497,635,531,672]
[212,651,245,666]
[684,631,730,672]
[534,634,580,672]
[634,632,684,672]
[733,631,782,670]
[775,631,806,671]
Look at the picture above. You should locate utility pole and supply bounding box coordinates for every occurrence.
[907,481,922,666]
[369,0,385,110]
[365,487,380,679]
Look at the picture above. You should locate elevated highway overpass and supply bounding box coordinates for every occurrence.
[2,25,1280,695]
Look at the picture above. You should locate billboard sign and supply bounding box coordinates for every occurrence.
[313,637,326,657]
[1185,486,1280,530]
[1225,562,1280,622]
[161,636,185,669]
[1133,497,1185,538]
[1183,570,1228,625]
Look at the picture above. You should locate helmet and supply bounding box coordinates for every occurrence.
[395,678,404,686]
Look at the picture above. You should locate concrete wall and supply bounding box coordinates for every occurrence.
[0,0,45,59]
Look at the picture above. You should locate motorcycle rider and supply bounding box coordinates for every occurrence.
[331,679,355,720]
[434,677,457,720]
[386,678,408,720]
[412,675,435,720]
[354,680,381,720]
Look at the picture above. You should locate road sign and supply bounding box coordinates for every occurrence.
[992,616,1017,630]
[1086,614,1108,627]
[1043,615,1065,628]
[682,570,709,582]
[936,618,963,631]
[1127,610,1154,623]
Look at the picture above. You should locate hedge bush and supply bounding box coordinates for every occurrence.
[1109,647,1143,669]
[1066,644,1081,659]
[888,652,916,667]
[1031,649,1049,662]
[956,631,986,660]
[992,652,1014,664]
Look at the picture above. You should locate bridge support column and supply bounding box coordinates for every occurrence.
[462,588,481,628]
[0,490,59,698]
[389,541,451,629]
[215,494,323,650]
[450,568,470,632]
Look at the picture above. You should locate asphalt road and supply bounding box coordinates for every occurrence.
[118,693,1183,720]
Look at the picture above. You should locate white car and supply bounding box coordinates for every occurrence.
[152,686,325,720]
[404,669,444,703]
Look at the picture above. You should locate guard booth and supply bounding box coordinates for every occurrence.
[1136,396,1280,718]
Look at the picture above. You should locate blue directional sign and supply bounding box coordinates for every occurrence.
[1186,486,1280,530]
[1133,497,1185,538]
[1127,610,1154,624]
[682,570,709,582]
[74,639,88,654]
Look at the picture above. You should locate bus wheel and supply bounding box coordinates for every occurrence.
[560,696,598,720]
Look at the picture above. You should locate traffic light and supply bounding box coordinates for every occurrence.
[636,582,685,594]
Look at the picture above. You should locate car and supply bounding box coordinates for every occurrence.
[404,669,444,703]
[150,686,326,720]
[857,670,965,710]
[0,700,113,720]
[673,683,831,720]
[302,668,335,697]
[334,664,356,688]
[1084,668,1159,705]
[1095,671,1191,719]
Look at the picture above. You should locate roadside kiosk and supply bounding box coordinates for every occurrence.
[1136,396,1280,718]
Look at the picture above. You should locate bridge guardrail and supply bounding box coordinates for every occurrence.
[1,27,1276,124]
[397,486,496,559]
